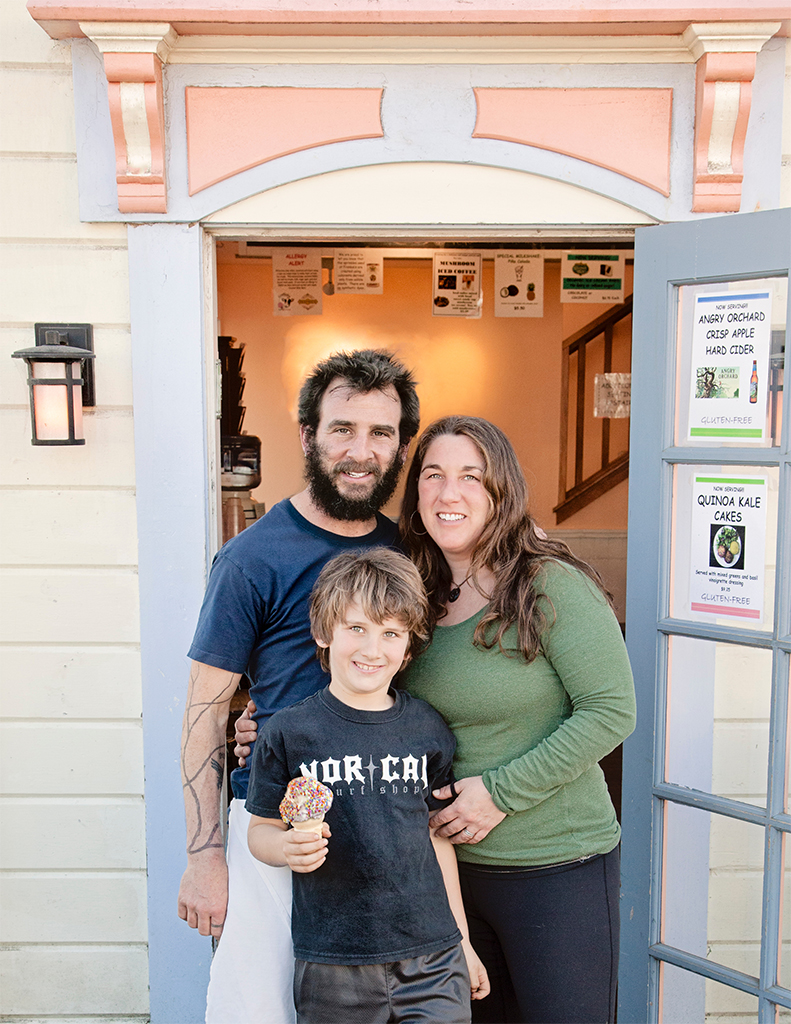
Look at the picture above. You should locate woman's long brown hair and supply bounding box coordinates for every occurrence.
[400,416,613,663]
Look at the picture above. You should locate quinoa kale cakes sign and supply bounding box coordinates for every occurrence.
[688,290,772,442]
[690,475,767,622]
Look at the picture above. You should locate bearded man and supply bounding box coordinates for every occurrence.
[177,350,419,1023]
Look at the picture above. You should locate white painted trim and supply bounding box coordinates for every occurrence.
[119,82,152,175]
[707,81,741,174]
[80,21,177,61]
[202,230,221,561]
[202,163,657,227]
[168,32,696,65]
[682,22,781,60]
[211,225,640,242]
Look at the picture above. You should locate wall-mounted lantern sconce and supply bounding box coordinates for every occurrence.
[12,324,95,446]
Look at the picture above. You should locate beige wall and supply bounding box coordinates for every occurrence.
[0,1,148,1019]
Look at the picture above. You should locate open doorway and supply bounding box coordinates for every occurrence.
[214,238,633,814]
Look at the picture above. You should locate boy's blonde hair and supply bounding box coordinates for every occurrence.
[309,548,429,673]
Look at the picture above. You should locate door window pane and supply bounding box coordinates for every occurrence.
[662,802,764,977]
[674,276,787,448]
[660,961,759,1024]
[665,637,772,807]
[779,831,791,991]
[669,464,779,631]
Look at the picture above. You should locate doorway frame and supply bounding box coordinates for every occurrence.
[132,219,641,1022]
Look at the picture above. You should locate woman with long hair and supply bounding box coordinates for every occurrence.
[399,415,635,1024]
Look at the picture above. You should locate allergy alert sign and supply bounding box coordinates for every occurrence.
[688,290,772,442]
[273,249,323,316]
[690,475,766,622]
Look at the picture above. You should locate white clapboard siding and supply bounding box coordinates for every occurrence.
[2,408,137,487]
[0,158,128,241]
[0,569,140,644]
[708,813,766,870]
[0,244,130,324]
[0,873,147,942]
[0,490,138,565]
[0,647,142,718]
[0,723,144,795]
[0,798,146,869]
[0,0,71,64]
[0,67,76,149]
[707,871,764,940]
[712,722,770,800]
[0,945,149,1016]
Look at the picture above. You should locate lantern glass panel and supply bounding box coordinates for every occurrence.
[31,361,83,441]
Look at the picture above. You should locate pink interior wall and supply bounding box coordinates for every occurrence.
[216,250,631,533]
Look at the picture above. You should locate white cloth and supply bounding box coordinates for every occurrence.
[205,800,295,1024]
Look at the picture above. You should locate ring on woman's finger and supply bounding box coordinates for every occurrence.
[461,827,474,839]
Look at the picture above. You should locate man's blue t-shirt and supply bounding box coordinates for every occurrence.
[187,498,399,798]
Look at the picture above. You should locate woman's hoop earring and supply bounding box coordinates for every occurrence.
[409,510,428,537]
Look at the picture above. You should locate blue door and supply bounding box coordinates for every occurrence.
[619,209,791,1024]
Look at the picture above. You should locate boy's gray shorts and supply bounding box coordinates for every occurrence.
[294,942,471,1024]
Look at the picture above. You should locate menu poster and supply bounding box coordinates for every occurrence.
[494,252,544,317]
[273,249,322,316]
[560,252,625,303]
[687,290,772,442]
[432,252,482,318]
[689,475,766,622]
[334,249,384,295]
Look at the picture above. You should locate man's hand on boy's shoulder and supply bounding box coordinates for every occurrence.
[234,700,257,766]
[283,823,332,873]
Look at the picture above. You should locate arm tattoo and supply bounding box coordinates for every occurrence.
[182,664,236,854]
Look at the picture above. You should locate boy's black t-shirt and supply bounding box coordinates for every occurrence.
[246,686,462,965]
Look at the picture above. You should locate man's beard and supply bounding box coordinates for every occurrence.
[304,441,402,522]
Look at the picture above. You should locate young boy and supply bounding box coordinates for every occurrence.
[246,548,489,1024]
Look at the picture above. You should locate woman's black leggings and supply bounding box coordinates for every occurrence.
[458,846,620,1024]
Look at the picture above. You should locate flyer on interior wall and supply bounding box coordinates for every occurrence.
[334,249,384,294]
[560,252,625,303]
[494,252,544,317]
[687,289,772,442]
[272,249,322,316]
[432,252,482,318]
[689,474,767,622]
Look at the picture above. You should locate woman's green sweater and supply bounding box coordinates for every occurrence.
[403,560,636,866]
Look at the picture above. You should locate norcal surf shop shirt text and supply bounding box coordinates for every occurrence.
[246,686,461,964]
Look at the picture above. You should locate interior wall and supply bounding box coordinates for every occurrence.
[216,247,632,536]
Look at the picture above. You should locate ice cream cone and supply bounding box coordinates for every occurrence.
[291,816,325,836]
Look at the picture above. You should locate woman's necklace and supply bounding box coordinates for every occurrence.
[448,575,472,603]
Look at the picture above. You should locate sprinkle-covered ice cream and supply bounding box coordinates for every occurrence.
[279,776,334,827]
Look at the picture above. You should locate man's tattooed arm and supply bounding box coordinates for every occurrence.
[177,661,241,935]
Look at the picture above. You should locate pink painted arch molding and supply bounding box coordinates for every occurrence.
[473,88,673,196]
[186,87,384,194]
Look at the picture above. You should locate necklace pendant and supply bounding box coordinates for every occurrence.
[448,587,461,603]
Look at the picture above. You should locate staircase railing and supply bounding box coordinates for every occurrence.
[554,296,633,524]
